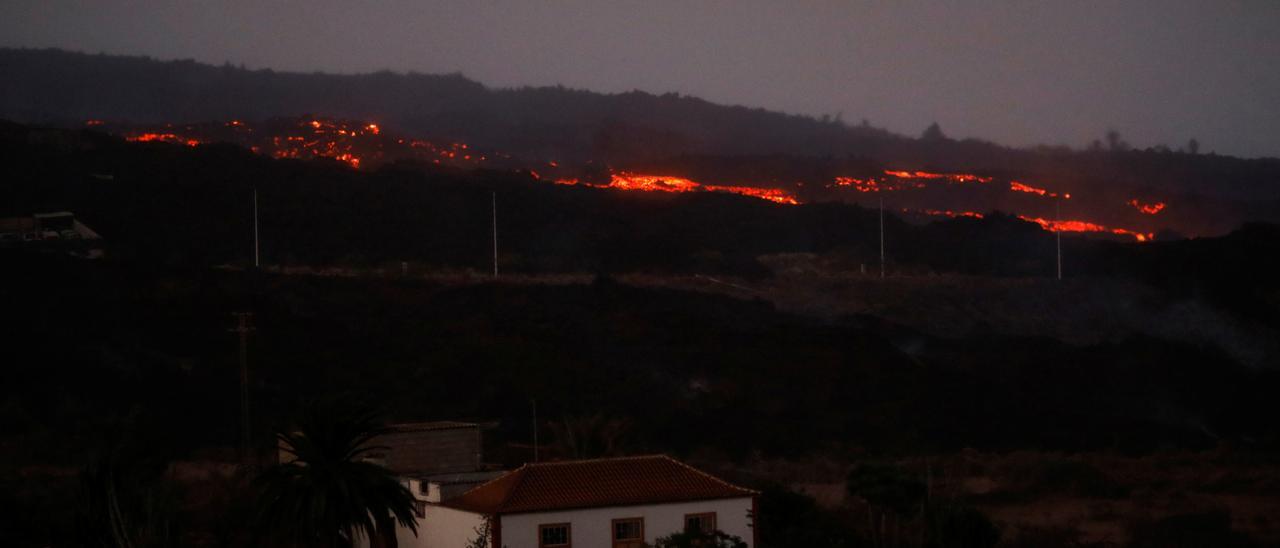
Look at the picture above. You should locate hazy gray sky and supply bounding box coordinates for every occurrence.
[3,1,1279,157]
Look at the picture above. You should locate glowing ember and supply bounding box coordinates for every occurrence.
[1010,181,1069,199]
[1128,199,1166,215]
[907,208,985,219]
[884,170,993,184]
[909,208,1152,241]
[833,176,923,193]
[704,185,800,205]
[105,116,488,170]
[555,172,798,204]
[1017,216,1152,241]
[126,133,201,146]
[608,173,702,192]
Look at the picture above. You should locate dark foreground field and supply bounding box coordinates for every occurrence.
[3,252,1279,546]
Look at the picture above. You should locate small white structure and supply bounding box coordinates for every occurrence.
[411,455,758,548]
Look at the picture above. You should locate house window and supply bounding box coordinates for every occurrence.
[612,517,644,548]
[685,512,717,534]
[539,523,571,548]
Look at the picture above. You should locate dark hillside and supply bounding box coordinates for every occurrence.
[3,121,1277,344]
[3,252,1276,465]
[4,48,1279,211]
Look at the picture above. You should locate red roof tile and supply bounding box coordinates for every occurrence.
[445,455,757,515]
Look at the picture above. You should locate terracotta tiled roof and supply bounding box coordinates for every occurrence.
[445,455,757,515]
[384,421,477,433]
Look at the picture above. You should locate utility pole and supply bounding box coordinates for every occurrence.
[879,195,885,279]
[531,398,539,463]
[229,312,255,463]
[491,191,498,278]
[1055,198,1062,281]
[253,188,260,268]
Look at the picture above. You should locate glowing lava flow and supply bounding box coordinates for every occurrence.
[834,176,924,193]
[555,172,799,205]
[1017,216,1152,242]
[704,185,799,204]
[105,117,486,170]
[883,170,993,183]
[1128,199,1166,215]
[833,170,996,193]
[127,133,201,147]
[1010,181,1069,199]
[905,208,985,219]
[909,209,1152,241]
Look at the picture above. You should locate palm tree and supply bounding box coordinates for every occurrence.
[72,454,180,548]
[253,400,417,548]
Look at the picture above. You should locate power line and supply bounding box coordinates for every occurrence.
[491,191,498,278]
[879,195,885,279]
[229,312,255,463]
[1055,198,1062,281]
[253,188,260,268]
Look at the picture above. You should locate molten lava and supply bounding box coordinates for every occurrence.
[1128,199,1166,215]
[105,116,487,170]
[555,172,798,205]
[1017,216,1152,241]
[1010,181,1069,199]
[906,208,985,219]
[884,170,993,184]
[907,208,1152,241]
[100,118,1174,242]
[127,133,202,147]
[833,176,924,193]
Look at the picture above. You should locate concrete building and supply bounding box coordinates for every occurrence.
[413,455,758,548]
[0,211,103,257]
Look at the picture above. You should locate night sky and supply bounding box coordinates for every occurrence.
[3,1,1278,157]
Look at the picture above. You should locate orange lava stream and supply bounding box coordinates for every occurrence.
[1127,199,1166,215]
[554,172,798,205]
[1016,216,1152,242]
[909,209,1152,242]
[112,117,484,170]
[904,208,985,219]
[884,170,993,183]
[1010,181,1070,199]
[127,133,202,146]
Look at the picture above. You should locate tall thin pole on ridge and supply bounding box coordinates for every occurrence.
[492,191,498,278]
[879,195,885,279]
[1055,198,1062,281]
[253,188,260,268]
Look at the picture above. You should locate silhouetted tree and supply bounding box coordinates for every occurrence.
[546,414,631,459]
[72,456,180,548]
[1187,138,1200,154]
[464,518,495,548]
[253,399,417,548]
[846,464,926,515]
[921,501,1001,548]
[922,122,947,141]
[1105,129,1129,151]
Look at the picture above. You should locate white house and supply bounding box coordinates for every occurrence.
[410,455,758,548]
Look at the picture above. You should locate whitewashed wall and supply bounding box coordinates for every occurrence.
[498,497,754,548]
[424,505,488,548]
[374,505,488,548]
